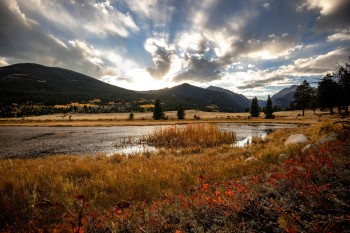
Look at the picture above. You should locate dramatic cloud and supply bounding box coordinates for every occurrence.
[327,29,350,42]
[85,1,139,38]
[298,0,350,31]
[1,0,349,96]
[144,38,175,79]
[173,56,222,82]
[297,0,345,15]
[123,0,178,31]
[68,40,104,67]
[176,32,209,54]
[280,48,350,76]
[237,76,284,90]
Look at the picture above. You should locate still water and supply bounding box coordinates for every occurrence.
[0,123,295,158]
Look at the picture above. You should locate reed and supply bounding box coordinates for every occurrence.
[144,124,236,148]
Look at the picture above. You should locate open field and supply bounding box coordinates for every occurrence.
[1,119,349,232]
[0,109,341,127]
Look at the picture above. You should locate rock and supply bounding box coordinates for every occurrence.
[317,133,337,145]
[279,153,289,162]
[245,156,258,163]
[285,134,308,146]
[302,144,316,153]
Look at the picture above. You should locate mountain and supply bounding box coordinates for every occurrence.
[146,83,248,112]
[206,86,251,110]
[271,85,297,109]
[0,63,144,105]
[1,63,294,113]
[0,63,248,112]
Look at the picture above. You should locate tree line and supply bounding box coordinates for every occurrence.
[151,98,185,120]
[249,95,275,119]
[293,59,349,116]
[249,58,349,118]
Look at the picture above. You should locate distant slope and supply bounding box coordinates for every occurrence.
[271,85,297,109]
[146,83,247,112]
[0,63,143,105]
[206,86,251,110]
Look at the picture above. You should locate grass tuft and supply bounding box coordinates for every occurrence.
[144,124,236,148]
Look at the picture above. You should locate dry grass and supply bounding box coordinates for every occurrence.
[144,124,236,148]
[0,109,339,127]
[0,121,343,231]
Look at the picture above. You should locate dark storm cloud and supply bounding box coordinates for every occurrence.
[0,1,103,77]
[194,37,209,55]
[147,45,174,79]
[173,56,221,82]
[316,3,350,32]
[298,0,350,32]
[237,76,282,89]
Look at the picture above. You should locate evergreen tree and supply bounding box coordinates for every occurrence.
[293,80,313,116]
[250,97,260,117]
[335,60,350,115]
[317,74,339,115]
[264,95,274,119]
[177,103,185,120]
[128,112,134,120]
[309,92,318,114]
[152,98,164,120]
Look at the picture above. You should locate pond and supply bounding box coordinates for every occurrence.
[0,123,296,158]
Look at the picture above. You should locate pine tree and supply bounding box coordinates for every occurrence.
[264,95,274,119]
[293,80,313,116]
[335,60,350,115]
[177,103,185,120]
[152,98,164,120]
[317,74,339,115]
[250,97,260,117]
[128,112,134,120]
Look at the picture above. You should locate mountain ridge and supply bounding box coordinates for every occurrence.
[271,85,297,109]
[0,63,296,112]
[0,63,141,105]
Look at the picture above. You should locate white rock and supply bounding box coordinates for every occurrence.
[245,156,258,163]
[285,134,308,146]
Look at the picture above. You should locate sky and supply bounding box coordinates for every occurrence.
[0,0,349,98]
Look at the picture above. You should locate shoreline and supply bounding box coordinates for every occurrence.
[0,109,337,127]
[0,118,313,127]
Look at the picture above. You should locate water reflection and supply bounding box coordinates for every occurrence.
[0,123,296,158]
[109,145,157,155]
[113,123,295,154]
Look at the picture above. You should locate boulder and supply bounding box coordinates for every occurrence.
[317,133,337,145]
[285,134,308,146]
